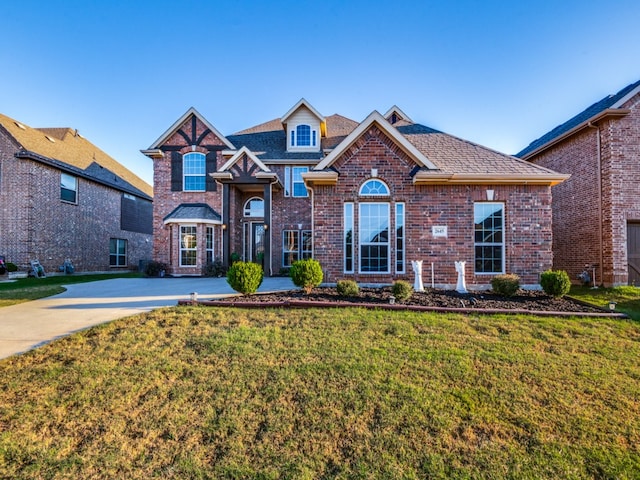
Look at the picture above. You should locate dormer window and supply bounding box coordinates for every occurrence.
[291,124,317,147]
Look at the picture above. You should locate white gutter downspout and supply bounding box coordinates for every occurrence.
[307,185,315,258]
[587,122,604,286]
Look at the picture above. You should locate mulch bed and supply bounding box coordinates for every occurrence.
[186,287,626,318]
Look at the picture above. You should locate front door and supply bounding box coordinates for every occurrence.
[244,222,265,265]
[628,222,640,285]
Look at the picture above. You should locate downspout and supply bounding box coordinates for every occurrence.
[307,185,315,258]
[268,177,279,277]
[587,122,604,286]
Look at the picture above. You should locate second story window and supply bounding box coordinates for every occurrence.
[290,125,317,148]
[183,152,206,191]
[284,167,309,197]
[61,173,77,203]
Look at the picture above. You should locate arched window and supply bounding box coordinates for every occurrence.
[183,152,206,191]
[296,125,311,146]
[243,197,264,217]
[359,179,390,196]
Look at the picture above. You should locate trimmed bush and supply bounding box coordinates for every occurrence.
[6,262,18,273]
[290,259,323,294]
[226,261,263,295]
[540,269,571,298]
[203,259,226,277]
[392,280,413,302]
[145,260,168,277]
[491,274,520,297]
[336,280,359,297]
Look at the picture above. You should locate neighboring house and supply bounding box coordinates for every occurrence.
[0,113,153,274]
[517,79,640,287]
[143,100,567,288]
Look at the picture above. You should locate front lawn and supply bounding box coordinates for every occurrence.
[1,307,639,478]
[570,285,640,320]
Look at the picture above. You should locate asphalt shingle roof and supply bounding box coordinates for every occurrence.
[516,79,640,158]
[0,113,153,199]
[163,203,221,223]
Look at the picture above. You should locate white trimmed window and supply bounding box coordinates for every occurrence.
[359,203,390,273]
[344,203,354,273]
[359,179,390,196]
[61,173,78,203]
[180,226,197,266]
[183,152,206,191]
[284,166,309,197]
[243,197,264,217]
[290,124,317,148]
[206,226,214,264]
[395,203,405,273]
[474,203,505,274]
[282,230,312,267]
[109,238,127,267]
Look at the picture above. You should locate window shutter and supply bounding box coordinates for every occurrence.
[171,152,182,191]
[205,151,217,192]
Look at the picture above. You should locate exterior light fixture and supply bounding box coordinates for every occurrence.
[190,292,198,304]
[609,301,617,311]
[486,189,495,201]
[221,224,227,230]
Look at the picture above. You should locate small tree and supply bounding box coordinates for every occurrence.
[336,279,359,297]
[540,270,571,298]
[290,259,323,294]
[226,261,263,295]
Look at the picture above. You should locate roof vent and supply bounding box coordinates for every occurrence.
[14,122,26,130]
[45,135,56,143]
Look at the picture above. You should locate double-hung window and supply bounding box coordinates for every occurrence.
[183,152,206,191]
[290,125,317,147]
[206,226,214,264]
[282,230,313,267]
[284,167,309,197]
[109,238,127,267]
[61,173,77,203]
[359,203,390,273]
[474,203,505,274]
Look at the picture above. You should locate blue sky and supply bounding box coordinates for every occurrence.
[2,0,639,186]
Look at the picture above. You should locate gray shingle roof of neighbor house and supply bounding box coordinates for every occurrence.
[516,79,640,159]
[163,203,221,224]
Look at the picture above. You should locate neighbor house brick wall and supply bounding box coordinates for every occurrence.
[313,126,553,287]
[527,91,640,286]
[0,143,151,273]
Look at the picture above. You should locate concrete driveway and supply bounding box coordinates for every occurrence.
[0,276,295,360]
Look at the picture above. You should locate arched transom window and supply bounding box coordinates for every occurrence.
[243,197,264,217]
[359,179,390,196]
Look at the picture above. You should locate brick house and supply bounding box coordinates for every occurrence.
[517,80,640,286]
[0,113,153,274]
[143,100,567,288]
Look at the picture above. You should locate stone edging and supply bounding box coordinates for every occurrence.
[177,299,629,319]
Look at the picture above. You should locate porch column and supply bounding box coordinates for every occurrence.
[222,183,230,268]
[263,182,272,276]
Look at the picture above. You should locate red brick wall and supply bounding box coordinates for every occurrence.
[527,92,640,286]
[0,130,152,273]
[313,126,553,287]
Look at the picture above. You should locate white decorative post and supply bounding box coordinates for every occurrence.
[455,261,468,294]
[412,260,424,292]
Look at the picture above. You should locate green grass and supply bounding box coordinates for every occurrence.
[1,307,639,478]
[0,272,142,307]
[570,285,640,321]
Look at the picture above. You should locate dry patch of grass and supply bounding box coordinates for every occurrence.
[1,307,639,478]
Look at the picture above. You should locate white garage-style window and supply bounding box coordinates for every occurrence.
[474,202,505,274]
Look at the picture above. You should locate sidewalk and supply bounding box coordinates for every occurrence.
[0,276,295,359]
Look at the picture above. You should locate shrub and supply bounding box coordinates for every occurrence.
[6,262,18,273]
[392,280,413,302]
[491,274,520,297]
[290,259,323,294]
[336,279,359,297]
[226,261,263,295]
[145,260,168,277]
[203,259,226,277]
[540,269,571,298]
[230,252,241,264]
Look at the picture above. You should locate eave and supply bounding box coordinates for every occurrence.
[520,108,630,160]
[302,171,339,186]
[140,148,164,159]
[412,171,570,186]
